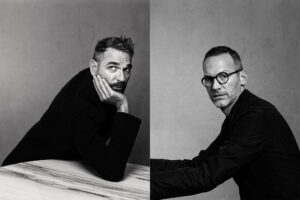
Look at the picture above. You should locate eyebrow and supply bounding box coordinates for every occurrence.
[204,70,229,77]
[127,64,133,69]
[106,62,132,70]
[107,61,120,66]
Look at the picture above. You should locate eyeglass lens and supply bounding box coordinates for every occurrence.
[202,69,242,87]
[202,72,229,86]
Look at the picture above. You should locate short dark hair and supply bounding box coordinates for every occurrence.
[203,46,243,69]
[93,36,134,61]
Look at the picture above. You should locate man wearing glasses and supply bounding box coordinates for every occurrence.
[151,46,300,199]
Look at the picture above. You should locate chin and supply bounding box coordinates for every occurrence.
[113,89,124,93]
[112,88,125,93]
[213,100,228,109]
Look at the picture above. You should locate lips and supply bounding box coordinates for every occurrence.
[113,87,123,89]
[112,87,124,92]
[212,94,226,100]
[111,82,126,93]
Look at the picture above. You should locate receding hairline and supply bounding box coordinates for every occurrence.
[203,53,244,73]
[93,47,133,63]
[203,52,243,70]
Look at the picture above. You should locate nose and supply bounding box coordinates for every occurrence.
[211,78,221,90]
[117,70,125,82]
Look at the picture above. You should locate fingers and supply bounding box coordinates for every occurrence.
[96,76,119,103]
[99,77,113,97]
[102,79,125,104]
[92,79,102,101]
[92,74,108,101]
[92,74,125,106]
[92,74,104,101]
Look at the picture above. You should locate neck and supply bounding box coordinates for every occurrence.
[221,104,235,117]
[221,88,245,117]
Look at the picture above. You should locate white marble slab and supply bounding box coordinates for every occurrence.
[0,160,149,200]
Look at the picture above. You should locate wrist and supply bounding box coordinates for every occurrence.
[117,103,129,113]
[117,98,129,113]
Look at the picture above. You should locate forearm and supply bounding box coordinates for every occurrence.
[72,112,141,181]
[151,110,273,198]
[151,164,216,199]
[98,113,140,180]
[151,158,194,172]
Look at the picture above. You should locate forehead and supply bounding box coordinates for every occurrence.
[99,48,131,63]
[203,53,236,75]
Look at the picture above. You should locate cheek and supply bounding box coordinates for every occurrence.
[207,89,215,99]
[226,83,241,102]
[205,87,211,94]
[232,81,242,94]
[98,69,114,81]
[227,79,240,92]
[124,74,130,82]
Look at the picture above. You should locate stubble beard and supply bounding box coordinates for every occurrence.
[110,82,127,93]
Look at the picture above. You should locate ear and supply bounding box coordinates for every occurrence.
[240,70,248,87]
[89,59,98,76]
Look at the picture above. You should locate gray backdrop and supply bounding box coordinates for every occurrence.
[1,0,300,199]
[0,0,149,165]
[151,0,300,199]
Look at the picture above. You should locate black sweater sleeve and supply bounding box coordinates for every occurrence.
[151,131,224,173]
[151,110,271,199]
[71,111,141,181]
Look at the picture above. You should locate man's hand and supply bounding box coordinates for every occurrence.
[92,74,129,113]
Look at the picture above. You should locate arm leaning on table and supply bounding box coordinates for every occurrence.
[151,110,271,199]
[70,93,141,182]
[151,135,222,172]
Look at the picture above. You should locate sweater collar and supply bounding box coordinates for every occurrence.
[226,89,252,120]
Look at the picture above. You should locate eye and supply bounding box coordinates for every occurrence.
[124,68,131,73]
[124,64,132,74]
[204,76,213,81]
[217,72,228,81]
[108,66,118,71]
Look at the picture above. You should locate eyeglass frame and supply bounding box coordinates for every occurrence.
[201,68,243,87]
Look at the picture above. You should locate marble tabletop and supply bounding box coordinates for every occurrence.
[0,160,149,200]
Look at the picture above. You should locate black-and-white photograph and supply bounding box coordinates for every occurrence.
[150,0,300,199]
[1,0,300,200]
[0,0,149,199]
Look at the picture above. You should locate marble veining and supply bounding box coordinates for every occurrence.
[0,160,149,200]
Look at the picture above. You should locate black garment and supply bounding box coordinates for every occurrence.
[3,68,141,181]
[151,90,300,199]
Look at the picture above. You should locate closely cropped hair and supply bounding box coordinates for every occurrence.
[203,46,243,69]
[93,36,134,61]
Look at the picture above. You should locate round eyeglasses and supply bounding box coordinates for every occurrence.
[201,69,243,87]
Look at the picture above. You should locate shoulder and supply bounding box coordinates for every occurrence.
[40,68,91,117]
[53,68,91,99]
[234,90,277,120]
[65,68,91,89]
[228,90,275,134]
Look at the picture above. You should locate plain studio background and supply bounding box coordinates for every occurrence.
[0,0,149,166]
[150,0,300,200]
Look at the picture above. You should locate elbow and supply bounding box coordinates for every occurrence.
[100,170,125,182]
[94,164,126,182]
[90,159,127,182]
